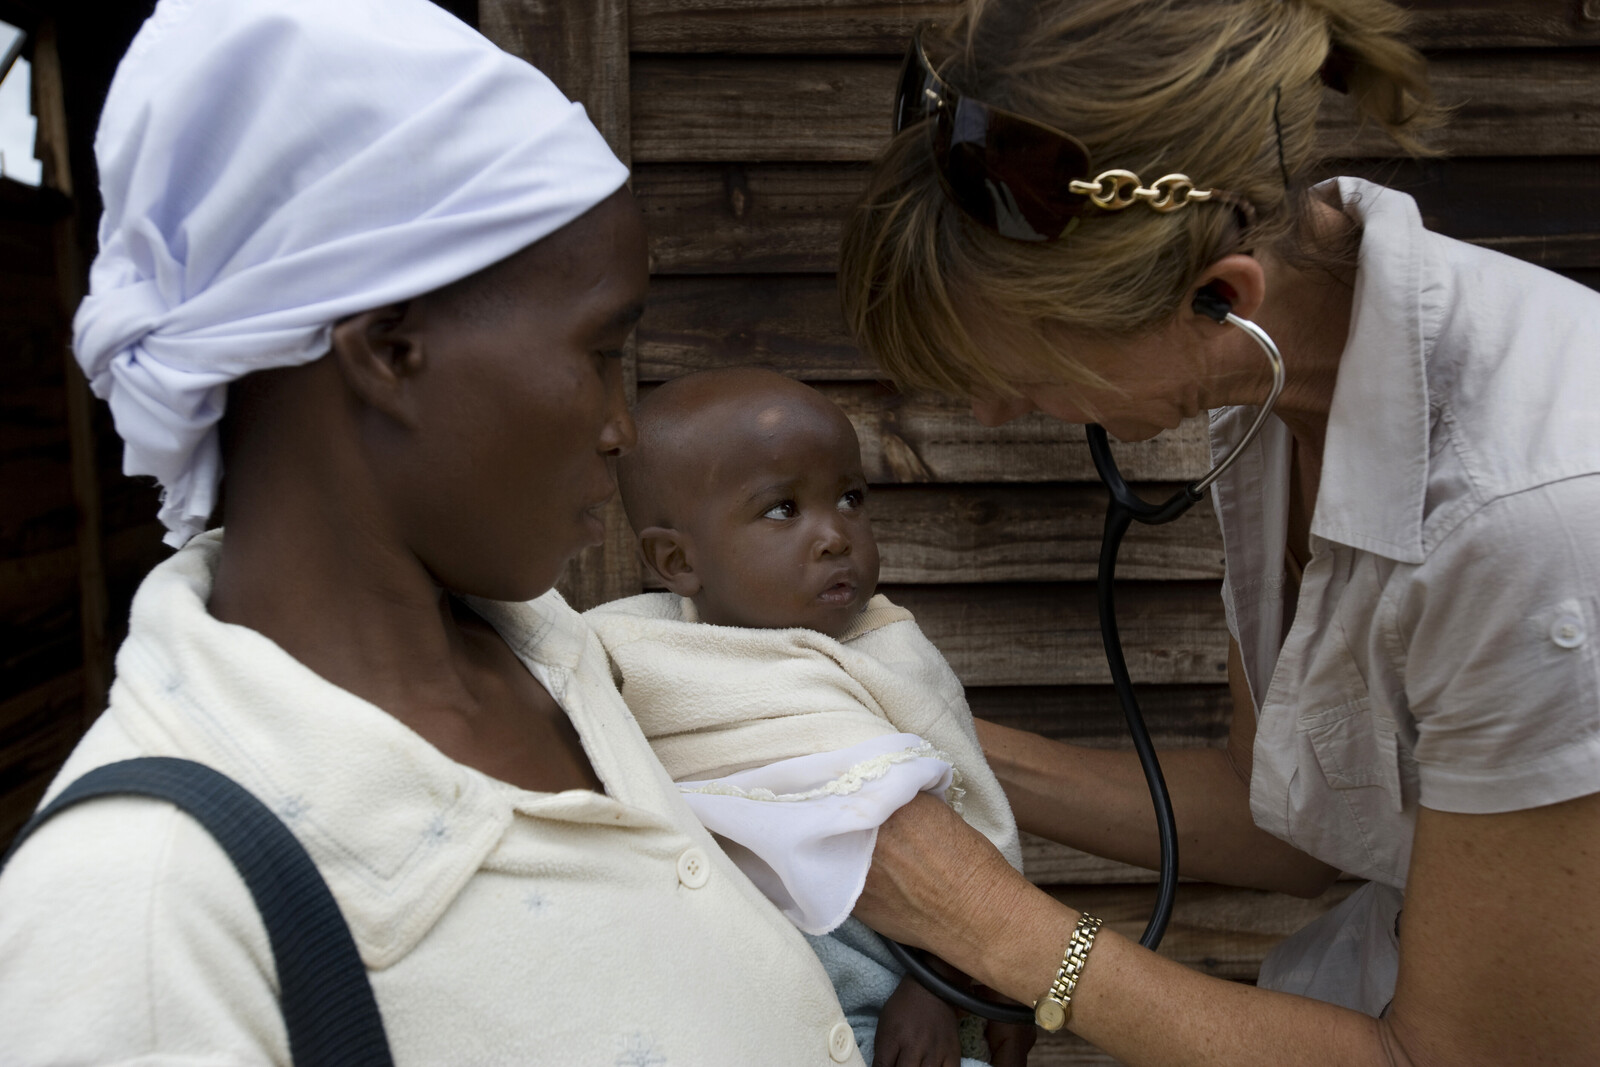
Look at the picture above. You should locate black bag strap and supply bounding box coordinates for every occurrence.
[1,757,394,1067]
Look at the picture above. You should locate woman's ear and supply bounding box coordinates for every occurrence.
[329,303,425,427]
[1189,254,1266,325]
[637,527,700,596]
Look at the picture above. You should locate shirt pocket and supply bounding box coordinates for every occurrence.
[1302,698,1404,813]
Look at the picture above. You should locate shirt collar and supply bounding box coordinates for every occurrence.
[1309,177,1434,564]
[107,532,670,969]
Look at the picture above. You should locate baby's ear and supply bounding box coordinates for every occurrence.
[637,527,700,596]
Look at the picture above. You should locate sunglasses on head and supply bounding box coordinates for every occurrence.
[894,24,1228,242]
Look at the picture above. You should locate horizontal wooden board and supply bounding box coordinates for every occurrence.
[637,274,867,378]
[0,217,60,278]
[965,684,1232,748]
[630,52,1600,163]
[631,481,1224,583]
[638,163,864,274]
[1564,267,1600,290]
[637,157,1600,274]
[0,671,82,847]
[0,540,80,627]
[1340,155,1600,240]
[829,384,1212,484]
[624,583,1231,682]
[0,456,77,560]
[633,379,1215,483]
[630,0,1600,54]
[1024,830,1178,888]
[871,483,1225,583]
[974,683,1232,889]
[884,582,1230,686]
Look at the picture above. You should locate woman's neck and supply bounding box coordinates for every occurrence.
[207,364,482,724]
[1250,200,1360,463]
[209,482,480,723]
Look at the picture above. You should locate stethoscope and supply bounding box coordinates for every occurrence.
[883,288,1286,1022]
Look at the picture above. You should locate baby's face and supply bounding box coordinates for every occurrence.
[685,400,879,637]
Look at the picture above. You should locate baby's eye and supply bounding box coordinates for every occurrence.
[838,489,866,512]
[763,500,798,520]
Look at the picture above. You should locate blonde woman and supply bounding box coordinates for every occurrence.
[843,0,1600,1063]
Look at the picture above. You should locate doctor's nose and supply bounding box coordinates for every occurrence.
[971,394,1035,427]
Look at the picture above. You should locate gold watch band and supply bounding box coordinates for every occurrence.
[1033,913,1103,1031]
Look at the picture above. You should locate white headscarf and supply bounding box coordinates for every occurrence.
[73,0,630,546]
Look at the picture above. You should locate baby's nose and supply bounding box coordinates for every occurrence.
[815,519,850,557]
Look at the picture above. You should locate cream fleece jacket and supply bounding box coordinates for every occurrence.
[0,534,866,1067]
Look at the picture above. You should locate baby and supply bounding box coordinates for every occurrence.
[585,368,1032,1067]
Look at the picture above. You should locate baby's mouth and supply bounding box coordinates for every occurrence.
[817,578,857,605]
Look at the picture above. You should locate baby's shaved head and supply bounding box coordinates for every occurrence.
[617,367,856,534]
[618,366,877,635]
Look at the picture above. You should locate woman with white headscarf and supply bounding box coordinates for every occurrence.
[0,2,874,1062]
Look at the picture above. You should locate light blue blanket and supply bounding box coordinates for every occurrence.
[806,918,990,1066]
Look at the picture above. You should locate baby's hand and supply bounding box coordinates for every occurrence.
[873,974,962,1067]
[983,1018,1036,1067]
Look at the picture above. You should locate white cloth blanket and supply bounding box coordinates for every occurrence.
[586,593,1022,934]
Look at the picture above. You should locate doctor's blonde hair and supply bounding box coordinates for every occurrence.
[838,0,1442,397]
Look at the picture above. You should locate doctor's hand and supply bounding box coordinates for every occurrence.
[855,794,1076,1009]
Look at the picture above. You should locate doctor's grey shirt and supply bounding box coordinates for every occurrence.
[1208,177,1600,1015]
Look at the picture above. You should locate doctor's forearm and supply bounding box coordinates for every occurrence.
[860,797,1399,1067]
[975,719,1336,896]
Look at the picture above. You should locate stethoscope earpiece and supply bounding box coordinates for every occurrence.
[1191,284,1233,324]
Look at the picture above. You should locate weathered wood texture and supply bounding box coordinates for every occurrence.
[886,582,1230,687]
[34,26,109,723]
[632,0,1600,53]
[0,180,85,845]
[969,683,1232,747]
[643,483,1222,582]
[636,156,1600,275]
[0,671,83,846]
[481,0,632,162]
[630,52,1600,163]
[874,484,1224,583]
[638,380,1215,482]
[482,0,642,611]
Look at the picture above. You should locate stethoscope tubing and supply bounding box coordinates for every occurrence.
[885,311,1285,1021]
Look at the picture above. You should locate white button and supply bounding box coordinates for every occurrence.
[1551,614,1587,649]
[827,1020,856,1062]
[676,847,710,889]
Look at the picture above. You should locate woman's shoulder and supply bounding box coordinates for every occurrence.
[0,784,283,1060]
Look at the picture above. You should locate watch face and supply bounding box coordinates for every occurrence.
[1034,998,1066,1031]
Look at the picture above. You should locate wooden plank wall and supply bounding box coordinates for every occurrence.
[2,2,1593,1060]
[0,178,86,843]
[525,1,1600,1062]
[0,12,169,846]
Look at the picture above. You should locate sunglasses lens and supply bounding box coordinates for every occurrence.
[937,99,1091,241]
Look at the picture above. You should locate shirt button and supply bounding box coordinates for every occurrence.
[1551,614,1587,649]
[827,1020,856,1062]
[676,846,710,889]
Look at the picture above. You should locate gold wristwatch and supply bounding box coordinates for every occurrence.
[1033,913,1103,1031]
